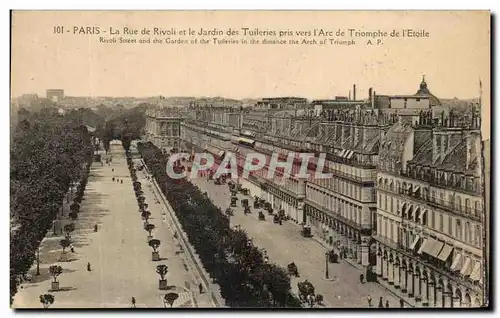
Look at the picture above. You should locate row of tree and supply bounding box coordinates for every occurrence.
[10,110,94,304]
[137,142,301,308]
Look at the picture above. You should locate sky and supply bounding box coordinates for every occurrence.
[11,11,490,102]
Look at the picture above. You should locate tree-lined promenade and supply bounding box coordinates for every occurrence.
[10,109,94,304]
[12,144,200,308]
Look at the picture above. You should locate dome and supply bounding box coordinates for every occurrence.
[414,75,441,106]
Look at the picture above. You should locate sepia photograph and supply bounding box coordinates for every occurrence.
[9,10,491,309]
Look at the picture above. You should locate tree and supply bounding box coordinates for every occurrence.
[156,264,168,280]
[39,294,55,308]
[60,239,70,254]
[137,196,145,205]
[70,203,80,217]
[64,223,75,240]
[145,223,155,236]
[148,239,161,253]
[49,265,63,283]
[141,211,151,222]
[10,108,95,303]
[164,292,179,308]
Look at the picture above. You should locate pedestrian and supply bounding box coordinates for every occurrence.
[378,297,384,308]
[87,262,92,272]
[360,273,365,284]
[131,297,136,308]
[198,283,203,294]
[70,245,75,253]
[385,300,389,308]
[367,295,372,307]
[94,224,98,232]
[399,298,404,308]
[112,168,114,172]
[112,177,115,181]
[121,180,123,184]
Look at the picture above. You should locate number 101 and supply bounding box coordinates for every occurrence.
[53,26,64,34]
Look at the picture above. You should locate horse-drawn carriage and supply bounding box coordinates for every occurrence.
[301,225,312,237]
[287,262,299,277]
[278,209,286,219]
[365,266,377,282]
[242,198,249,208]
[253,197,261,209]
[327,249,339,263]
[273,214,280,224]
[297,280,315,302]
[258,211,265,221]
[230,196,237,207]
[214,177,222,185]
[240,187,250,195]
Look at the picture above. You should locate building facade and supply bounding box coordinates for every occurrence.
[46,89,64,102]
[145,109,183,151]
[145,78,486,307]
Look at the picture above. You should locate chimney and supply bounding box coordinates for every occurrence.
[353,84,357,101]
[349,90,351,100]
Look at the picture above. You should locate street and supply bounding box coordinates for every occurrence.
[189,172,402,308]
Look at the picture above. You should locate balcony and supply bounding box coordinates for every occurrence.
[427,197,483,222]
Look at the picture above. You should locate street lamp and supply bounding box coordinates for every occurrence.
[325,251,329,279]
[36,243,41,276]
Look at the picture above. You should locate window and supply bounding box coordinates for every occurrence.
[430,210,435,228]
[456,196,462,211]
[390,197,393,213]
[456,220,462,241]
[390,221,393,241]
[378,194,382,209]
[465,198,471,214]
[465,222,470,243]
[439,213,444,232]
[475,225,481,247]
[474,201,481,217]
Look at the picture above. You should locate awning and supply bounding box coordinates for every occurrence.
[232,147,239,152]
[414,185,420,194]
[437,244,453,261]
[218,150,225,158]
[339,149,347,157]
[242,130,256,138]
[450,254,462,271]
[429,240,444,258]
[417,238,428,254]
[409,235,420,250]
[346,150,354,159]
[401,202,407,214]
[460,257,472,276]
[238,137,255,145]
[422,238,437,255]
[469,261,481,281]
[231,136,239,143]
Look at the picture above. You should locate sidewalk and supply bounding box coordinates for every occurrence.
[135,163,215,308]
[308,233,417,308]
